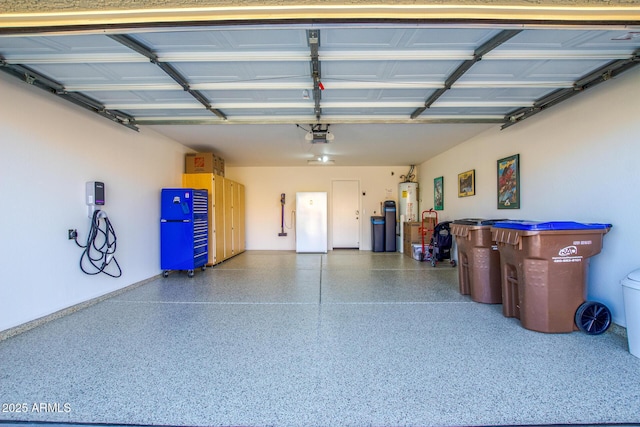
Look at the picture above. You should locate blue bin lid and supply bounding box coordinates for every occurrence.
[492,220,612,231]
[371,216,385,224]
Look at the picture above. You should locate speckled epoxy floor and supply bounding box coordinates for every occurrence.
[1,250,639,427]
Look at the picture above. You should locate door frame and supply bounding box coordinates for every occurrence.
[331,179,361,250]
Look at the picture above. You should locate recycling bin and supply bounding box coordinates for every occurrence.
[491,221,611,333]
[451,219,506,304]
[621,269,640,358]
[371,216,385,252]
[384,200,397,252]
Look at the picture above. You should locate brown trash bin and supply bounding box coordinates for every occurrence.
[451,219,506,304]
[491,221,612,333]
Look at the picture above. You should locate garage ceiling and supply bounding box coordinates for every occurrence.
[1,23,639,166]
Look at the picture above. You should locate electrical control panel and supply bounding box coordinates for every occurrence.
[86,181,105,206]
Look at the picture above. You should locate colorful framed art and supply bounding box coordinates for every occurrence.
[458,170,475,197]
[497,154,520,209]
[434,176,444,210]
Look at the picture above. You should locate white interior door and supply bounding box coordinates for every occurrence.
[332,180,360,249]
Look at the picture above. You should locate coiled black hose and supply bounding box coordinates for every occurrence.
[75,209,122,277]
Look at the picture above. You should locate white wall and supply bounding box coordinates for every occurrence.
[0,73,190,332]
[225,166,408,251]
[417,66,640,326]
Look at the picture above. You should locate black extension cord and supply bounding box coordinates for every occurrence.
[74,209,122,278]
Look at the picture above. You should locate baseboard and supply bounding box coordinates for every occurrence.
[0,275,160,342]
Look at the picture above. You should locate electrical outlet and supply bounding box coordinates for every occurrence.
[68,229,77,240]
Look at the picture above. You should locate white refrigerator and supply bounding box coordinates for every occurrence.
[296,192,328,253]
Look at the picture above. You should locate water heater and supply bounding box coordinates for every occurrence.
[398,182,418,222]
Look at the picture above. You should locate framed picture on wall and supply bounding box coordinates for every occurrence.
[458,170,475,197]
[434,176,444,210]
[497,154,520,209]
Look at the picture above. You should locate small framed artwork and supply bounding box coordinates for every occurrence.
[434,176,444,210]
[497,154,520,209]
[458,170,475,197]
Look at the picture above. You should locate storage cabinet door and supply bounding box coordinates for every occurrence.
[214,175,226,264]
[223,178,234,259]
[233,182,241,254]
[238,183,246,253]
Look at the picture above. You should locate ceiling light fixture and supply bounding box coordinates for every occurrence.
[307,157,335,165]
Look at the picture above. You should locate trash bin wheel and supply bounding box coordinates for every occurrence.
[575,301,611,335]
[162,270,169,278]
[188,270,195,278]
[451,260,457,268]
